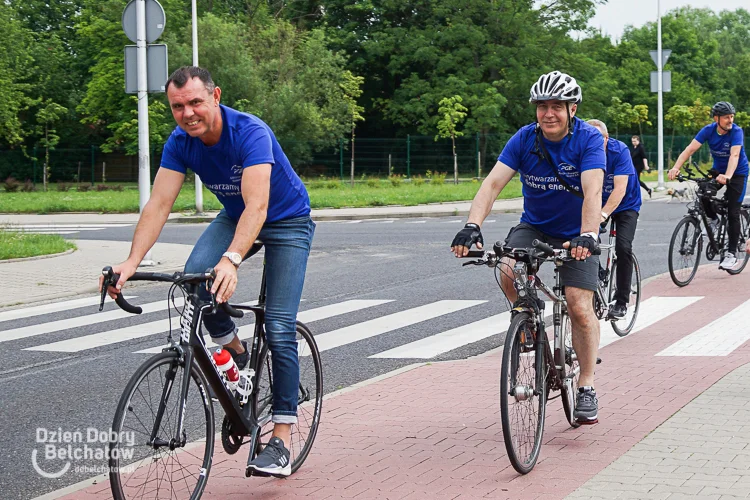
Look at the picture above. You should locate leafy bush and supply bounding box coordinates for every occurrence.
[22,179,35,192]
[389,174,404,187]
[3,177,20,193]
[95,184,109,191]
[431,172,448,184]
[365,177,379,188]
[413,175,425,186]
[111,184,124,192]
[77,184,90,192]
[56,182,70,192]
[325,179,340,189]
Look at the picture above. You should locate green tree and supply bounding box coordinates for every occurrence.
[631,104,651,138]
[664,105,693,161]
[35,100,68,191]
[340,71,365,187]
[606,97,633,137]
[435,95,468,185]
[0,4,35,147]
[735,111,750,130]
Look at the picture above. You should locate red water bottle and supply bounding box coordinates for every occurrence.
[212,349,239,385]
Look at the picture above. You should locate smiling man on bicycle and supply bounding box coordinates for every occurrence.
[99,66,314,477]
[587,119,642,319]
[451,71,605,424]
[668,101,749,270]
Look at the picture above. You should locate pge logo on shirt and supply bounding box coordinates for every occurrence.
[231,165,243,175]
[558,163,579,178]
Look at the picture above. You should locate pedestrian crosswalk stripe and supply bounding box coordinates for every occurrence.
[370,312,511,359]
[5,224,132,228]
[656,298,750,356]
[0,296,134,323]
[599,296,703,349]
[309,300,486,354]
[135,299,394,354]
[2,297,182,344]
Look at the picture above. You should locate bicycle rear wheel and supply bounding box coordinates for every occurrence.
[253,321,323,474]
[559,310,580,428]
[727,209,750,275]
[500,312,547,475]
[610,254,642,337]
[109,351,214,500]
[668,217,703,287]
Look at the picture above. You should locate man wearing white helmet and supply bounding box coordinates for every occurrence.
[451,71,605,424]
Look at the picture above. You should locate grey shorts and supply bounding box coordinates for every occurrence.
[503,223,598,291]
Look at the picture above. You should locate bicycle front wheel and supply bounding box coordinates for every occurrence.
[668,217,703,287]
[254,321,323,474]
[109,351,214,500]
[610,254,642,337]
[727,209,750,275]
[500,312,547,475]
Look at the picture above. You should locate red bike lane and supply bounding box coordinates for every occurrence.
[59,265,750,500]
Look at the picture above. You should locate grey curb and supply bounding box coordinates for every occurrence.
[0,248,76,264]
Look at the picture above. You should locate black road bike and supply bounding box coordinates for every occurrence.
[668,164,750,286]
[103,242,323,499]
[463,240,601,474]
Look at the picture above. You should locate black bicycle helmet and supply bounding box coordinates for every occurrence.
[712,101,736,117]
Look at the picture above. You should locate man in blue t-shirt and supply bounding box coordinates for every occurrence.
[587,119,642,319]
[669,101,749,270]
[451,71,605,425]
[99,66,313,477]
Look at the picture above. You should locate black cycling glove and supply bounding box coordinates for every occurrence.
[451,223,484,249]
[569,234,600,256]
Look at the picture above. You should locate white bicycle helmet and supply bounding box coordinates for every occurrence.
[529,71,582,104]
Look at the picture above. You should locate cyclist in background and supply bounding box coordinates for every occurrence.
[587,119,642,319]
[668,101,748,270]
[451,71,605,424]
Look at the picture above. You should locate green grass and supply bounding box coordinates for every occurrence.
[0,230,76,260]
[0,178,523,214]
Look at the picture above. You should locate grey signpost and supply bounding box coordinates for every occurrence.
[122,0,167,266]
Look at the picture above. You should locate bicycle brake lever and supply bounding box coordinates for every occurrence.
[99,266,113,311]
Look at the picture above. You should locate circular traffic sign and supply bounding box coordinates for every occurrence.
[122,0,166,44]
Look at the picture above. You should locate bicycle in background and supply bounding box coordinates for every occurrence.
[668,163,750,286]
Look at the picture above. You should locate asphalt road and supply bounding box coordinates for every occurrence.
[0,199,699,499]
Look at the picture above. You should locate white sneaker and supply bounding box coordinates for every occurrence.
[720,253,738,270]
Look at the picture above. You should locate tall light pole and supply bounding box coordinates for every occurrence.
[656,0,666,191]
[137,0,155,265]
[192,0,204,213]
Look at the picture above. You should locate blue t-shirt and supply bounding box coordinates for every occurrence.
[498,117,606,239]
[160,105,310,222]
[603,138,642,214]
[694,123,749,176]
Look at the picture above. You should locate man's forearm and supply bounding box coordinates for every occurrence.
[581,188,602,234]
[226,207,267,258]
[127,201,170,265]
[466,179,502,226]
[726,156,740,178]
[602,190,625,217]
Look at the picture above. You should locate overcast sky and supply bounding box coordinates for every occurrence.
[587,0,749,40]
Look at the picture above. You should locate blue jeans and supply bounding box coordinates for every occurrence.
[184,211,315,424]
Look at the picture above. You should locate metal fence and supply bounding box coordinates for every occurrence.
[0,134,723,184]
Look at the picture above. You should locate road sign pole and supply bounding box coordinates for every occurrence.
[137,0,155,265]
[656,0,665,191]
[191,0,204,214]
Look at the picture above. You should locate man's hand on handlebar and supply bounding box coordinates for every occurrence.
[211,258,238,304]
[563,234,599,261]
[99,260,138,299]
[668,166,680,181]
[451,223,484,258]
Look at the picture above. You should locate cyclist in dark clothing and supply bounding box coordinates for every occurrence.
[630,135,651,198]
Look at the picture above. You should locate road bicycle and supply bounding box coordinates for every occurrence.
[594,219,642,337]
[463,240,600,474]
[668,163,750,286]
[102,242,323,499]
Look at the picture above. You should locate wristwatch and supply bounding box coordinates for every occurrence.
[222,251,242,268]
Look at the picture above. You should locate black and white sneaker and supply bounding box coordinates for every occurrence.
[608,302,627,319]
[574,386,598,425]
[225,340,250,370]
[246,437,291,477]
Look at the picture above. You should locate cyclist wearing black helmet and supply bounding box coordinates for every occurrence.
[451,71,605,424]
[669,101,748,270]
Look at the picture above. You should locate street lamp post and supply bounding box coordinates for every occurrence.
[192,0,204,213]
[656,0,666,191]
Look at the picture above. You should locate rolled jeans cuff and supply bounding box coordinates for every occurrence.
[272,413,298,425]
[210,325,238,346]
